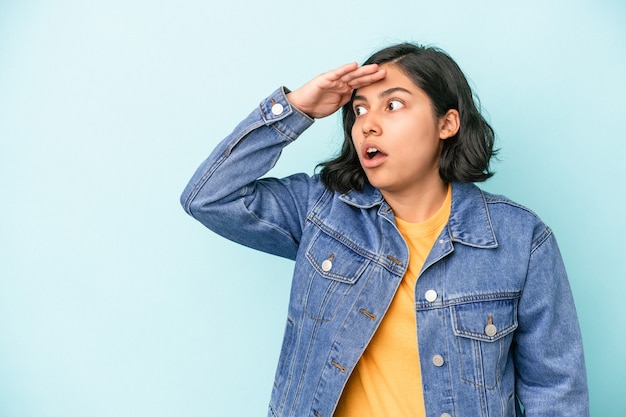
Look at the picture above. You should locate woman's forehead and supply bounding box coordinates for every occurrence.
[353,65,423,100]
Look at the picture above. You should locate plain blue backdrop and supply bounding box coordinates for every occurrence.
[1,0,625,415]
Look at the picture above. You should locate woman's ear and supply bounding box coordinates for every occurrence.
[439,109,460,140]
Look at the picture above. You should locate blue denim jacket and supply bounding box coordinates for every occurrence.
[181,88,588,417]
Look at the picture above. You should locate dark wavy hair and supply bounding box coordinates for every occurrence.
[318,42,497,193]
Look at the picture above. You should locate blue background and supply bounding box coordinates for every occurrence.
[1,0,624,415]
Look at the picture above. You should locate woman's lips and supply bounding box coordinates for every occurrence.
[361,146,387,168]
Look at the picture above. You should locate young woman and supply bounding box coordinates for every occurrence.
[181,43,588,417]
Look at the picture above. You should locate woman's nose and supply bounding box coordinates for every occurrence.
[362,113,381,136]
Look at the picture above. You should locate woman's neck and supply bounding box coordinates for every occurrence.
[382,180,449,223]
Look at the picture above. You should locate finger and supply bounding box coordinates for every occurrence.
[326,62,359,80]
[347,68,387,89]
[339,63,381,83]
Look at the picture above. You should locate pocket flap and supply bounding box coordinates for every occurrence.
[451,297,518,342]
[306,231,369,284]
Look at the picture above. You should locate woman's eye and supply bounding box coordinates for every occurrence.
[387,100,404,111]
[354,105,368,116]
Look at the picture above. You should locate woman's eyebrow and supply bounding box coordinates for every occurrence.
[380,87,413,97]
[353,87,413,102]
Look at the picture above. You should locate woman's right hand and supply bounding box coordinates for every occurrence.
[286,63,386,119]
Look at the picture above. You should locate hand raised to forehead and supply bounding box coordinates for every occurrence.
[287,63,386,119]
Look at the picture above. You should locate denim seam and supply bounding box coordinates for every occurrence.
[274,317,295,389]
[304,231,370,284]
[287,319,324,417]
[238,185,299,243]
[529,225,553,256]
[306,214,405,276]
[441,259,459,417]
[451,302,518,342]
[311,270,377,417]
[269,119,307,142]
[300,269,340,322]
[182,119,265,214]
[416,291,521,310]
[456,335,499,391]
[485,197,542,220]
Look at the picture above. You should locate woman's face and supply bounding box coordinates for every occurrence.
[351,64,453,199]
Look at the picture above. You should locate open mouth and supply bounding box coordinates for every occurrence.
[366,147,380,159]
[361,144,387,167]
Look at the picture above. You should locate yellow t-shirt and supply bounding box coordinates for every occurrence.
[334,186,452,417]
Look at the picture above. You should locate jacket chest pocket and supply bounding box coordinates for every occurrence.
[451,297,519,389]
[302,230,370,321]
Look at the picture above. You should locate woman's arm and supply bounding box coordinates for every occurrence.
[180,87,314,259]
[180,64,386,259]
[514,229,589,415]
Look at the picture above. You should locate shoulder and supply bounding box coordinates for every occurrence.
[451,182,553,250]
[480,186,554,250]
[256,172,330,205]
[481,188,544,221]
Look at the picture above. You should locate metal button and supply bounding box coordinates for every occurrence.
[321,259,333,272]
[441,413,452,417]
[271,103,284,115]
[485,315,497,337]
[485,324,497,337]
[425,289,438,302]
[432,354,445,367]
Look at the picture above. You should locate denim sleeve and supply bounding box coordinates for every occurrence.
[514,228,589,416]
[180,87,316,260]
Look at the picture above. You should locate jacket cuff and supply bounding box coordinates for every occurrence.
[259,87,314,141]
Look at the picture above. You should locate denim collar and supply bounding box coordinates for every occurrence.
[339,182,498,249]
